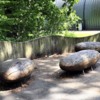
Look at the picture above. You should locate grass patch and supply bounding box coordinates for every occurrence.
[56,31,100,38]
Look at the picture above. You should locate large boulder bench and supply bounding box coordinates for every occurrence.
[0,58,35,82]
[59,50,100,71]
[75,42,100,52]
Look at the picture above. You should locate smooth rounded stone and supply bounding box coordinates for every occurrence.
[59,50,100,71]
[75,42,100,52]
[0,58,35,81]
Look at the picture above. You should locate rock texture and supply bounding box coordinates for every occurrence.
[0,58,35,81]
[75,42,100,52]
[60,50,100,71]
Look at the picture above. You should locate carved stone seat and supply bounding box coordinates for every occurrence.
[60,50,100,71]
[0,58,35,82]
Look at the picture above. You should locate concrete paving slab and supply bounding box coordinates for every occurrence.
[0,55,100,100]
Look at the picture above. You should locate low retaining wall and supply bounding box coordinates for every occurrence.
[0,33,100,61]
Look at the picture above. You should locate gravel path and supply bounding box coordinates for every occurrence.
[0,55,100,100]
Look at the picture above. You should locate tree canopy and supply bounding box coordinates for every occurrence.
[0,0,79,41]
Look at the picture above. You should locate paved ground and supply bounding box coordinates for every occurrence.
[0,54,100,100]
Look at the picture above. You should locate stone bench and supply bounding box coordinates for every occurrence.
[0,58,35,82]
[59,50,100,71]
[75,42,100,52]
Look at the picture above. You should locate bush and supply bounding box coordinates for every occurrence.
[0,0,79,41]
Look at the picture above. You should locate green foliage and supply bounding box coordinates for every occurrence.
[0,0,79,41]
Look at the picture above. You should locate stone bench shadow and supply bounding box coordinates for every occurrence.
[54,64,97,79]
[0,76,32,91]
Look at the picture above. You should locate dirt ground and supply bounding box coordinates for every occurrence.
[0,53,100,100]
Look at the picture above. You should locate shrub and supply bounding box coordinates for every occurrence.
[0,0,79,41]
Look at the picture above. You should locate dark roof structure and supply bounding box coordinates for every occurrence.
[73,0,100,30]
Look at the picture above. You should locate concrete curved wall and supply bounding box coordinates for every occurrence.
[0,33,100,62]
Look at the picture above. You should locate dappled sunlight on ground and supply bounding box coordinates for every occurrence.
[0,54,100,100]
